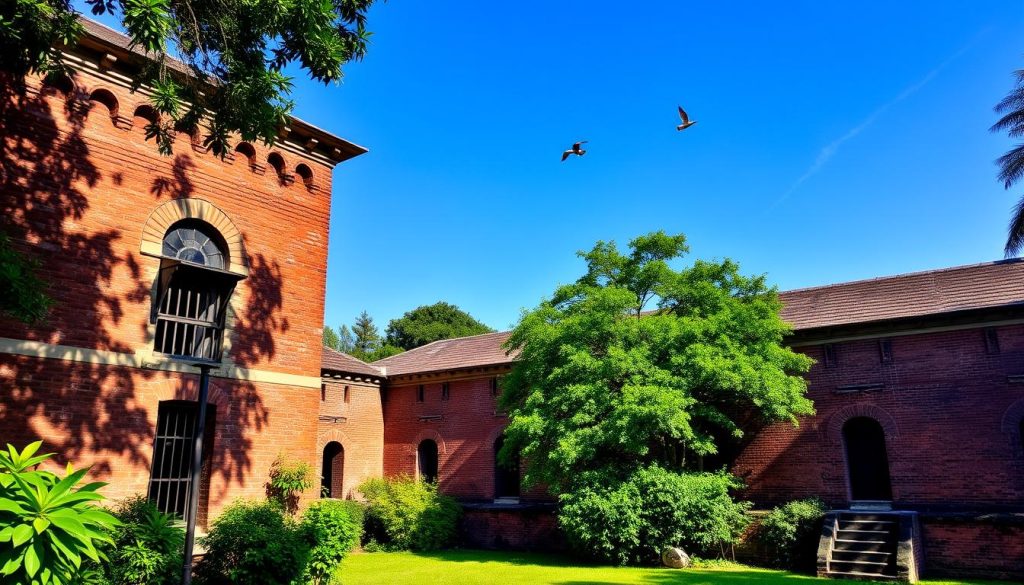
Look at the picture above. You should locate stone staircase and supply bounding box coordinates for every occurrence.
[818,511,921,582]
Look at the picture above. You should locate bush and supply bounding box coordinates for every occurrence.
[194,500,309,585]
[302,500,363,585]
[0,441,119,585]
[266,455,313,515]
[103,495,184,585]
[760,498,828,572]
[358,476,461,551]
[558,466,751,565]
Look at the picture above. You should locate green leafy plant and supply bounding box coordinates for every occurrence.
[266,455,313,515]
[0,441,119,585]
[558,466,751,566]
[358,476,460,551]
[103,495,184,585]
[760,498,828,572]
[302,499,362,585]
[194,500,309,585]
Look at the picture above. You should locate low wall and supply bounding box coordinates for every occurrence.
[458,503,564,551]
[919,513,1024,580]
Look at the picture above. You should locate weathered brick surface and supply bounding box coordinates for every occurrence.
[317,379,384,500]
[733,324,1024,510]
[382,375,547,502]
[0,67,340,522]
[459,507,564,551]
[919,518,1024,579]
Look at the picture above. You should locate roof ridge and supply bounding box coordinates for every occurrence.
[371,330,511,364]
[779,259,1022,295]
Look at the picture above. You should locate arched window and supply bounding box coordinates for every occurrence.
[321,442,344,498]
[842,417,893,502]
[418,439,438,484]
[153,219,240,362]
[494,435,520,500]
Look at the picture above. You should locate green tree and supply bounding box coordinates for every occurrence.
[322,325,341,351]
[337,324,356,353]
[385,302,493,350]
[349,310,385,361]
[1,0,377,156]
[499,231,814,494]
[992,67,1024,255]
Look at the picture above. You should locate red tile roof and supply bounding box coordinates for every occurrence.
[320,347,383,377]
[371,331,515,377]
[323,260,1024,377]
[777,260,1024,331]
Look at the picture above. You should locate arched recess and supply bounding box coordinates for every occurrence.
[133,104,159,126]
[88,88,119,118]
[825,404,900,445]
[842,417,893,501]
[1001,399,1024,455]
[41,73,76,97]
[412,429,447,455]
[140,199,248,276]
[234,142,257,166]
[294,163,315,189]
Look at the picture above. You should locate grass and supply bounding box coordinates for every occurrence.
[336,549,1006,585]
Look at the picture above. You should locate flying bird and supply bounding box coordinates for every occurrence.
[676,106,696,131]
[561,141,588,161]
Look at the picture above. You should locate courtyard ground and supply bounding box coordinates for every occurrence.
[336,550,1006,585]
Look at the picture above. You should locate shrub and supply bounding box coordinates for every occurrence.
[358,476,461,551]
[266,455,313,515]
[558,466,751,565]
[194,500,309,585]
[103,495,184,585]
[760,498,828,572]
[302,500,363,585]
[0,441,119,585]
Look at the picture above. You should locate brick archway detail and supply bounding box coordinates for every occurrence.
[1001,399,1024,454]
[826,404,900,445]
[412,429,447,455]
[139,198,249,276]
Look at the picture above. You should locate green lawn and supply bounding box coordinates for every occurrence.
[336,550,1004,585]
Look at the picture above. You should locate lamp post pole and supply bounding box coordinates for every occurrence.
[182,364,212,585]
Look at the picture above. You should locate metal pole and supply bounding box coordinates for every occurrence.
[182,365,211,585]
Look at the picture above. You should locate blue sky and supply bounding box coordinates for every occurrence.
[90,2,1024,332]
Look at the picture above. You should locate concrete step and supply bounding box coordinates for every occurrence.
[831,549,894,564]
[827,569,899,581]
[835,528,894,539]
[838,519,895,531]
[832,538,890,551]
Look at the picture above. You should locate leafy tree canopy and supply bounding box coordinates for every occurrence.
[499,231,814,494]
[1,0,376,155]
[992,67,1024,255]
[385,302,493,350]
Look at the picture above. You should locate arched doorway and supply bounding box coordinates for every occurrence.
[418,439,438,484]
[494,436,520,500]
[321,441,344,498]
[842,417,893,502]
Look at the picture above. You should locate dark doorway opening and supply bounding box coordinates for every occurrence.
[418,439,438,484]
[321,441,344,498]
[842,417,893,501]
[494,436,521,499]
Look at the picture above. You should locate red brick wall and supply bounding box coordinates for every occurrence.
[734,324,1024,510]
[459,507,564,551]
[317,379,384,499]
[1,67,339,521]
[920,517,1024,580]
[382,375,547,502]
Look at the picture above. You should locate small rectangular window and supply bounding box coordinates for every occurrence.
[984,328,1000,355]
[823,344,837,368]
[489,377,499,397]
[344,385,350,403]
[879,339,893,364]
[416,385,424,403]
[441,382,450,401]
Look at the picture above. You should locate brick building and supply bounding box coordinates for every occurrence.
[316,261,1024,579]
[1,19,365,527]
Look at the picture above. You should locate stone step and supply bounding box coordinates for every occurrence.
[832,538,890,552]
[831,549,894,564]
[830,558,893,572]
[827,569,899,581]
[839,512,894,521]
[838,519,895,531]
[835,528,895,540]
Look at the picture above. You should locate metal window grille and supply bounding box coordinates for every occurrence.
[154,271,224,362]
[148,402,198,518]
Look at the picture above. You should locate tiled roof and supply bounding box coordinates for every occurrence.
[320,347,383,378]
[777,259,1024,331]
[325,260,1024,377]
[371,331,515,377]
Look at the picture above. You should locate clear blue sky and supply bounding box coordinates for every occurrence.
[89,1,1024,332]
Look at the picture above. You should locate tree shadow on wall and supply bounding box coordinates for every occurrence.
[0,74,273,497]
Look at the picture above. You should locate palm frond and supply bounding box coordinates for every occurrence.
[990,108,1024,137]
[996,143,1024,188]
[1005,196,1024,257]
